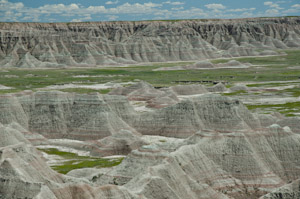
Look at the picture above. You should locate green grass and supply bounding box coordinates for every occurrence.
[284,88,300,97]
[223,90,247,96]
[38,148,124,174]
[246,101,300,117]
[246,82,294,87]
[246,86,300,98]
[269,87,300,98]
[99,89,112,94]
[213,49,300,67]
[0,49,300,92]
[0,89,22,94]
[38,148,82,159]
[52,159,123,174]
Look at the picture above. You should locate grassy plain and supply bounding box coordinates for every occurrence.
[1,49,300,116]
[0,50,299,93]
[38,148,123,174]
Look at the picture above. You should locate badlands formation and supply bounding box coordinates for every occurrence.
[0,17,300,67]
[0,17,300,199]
[1,83,300,199]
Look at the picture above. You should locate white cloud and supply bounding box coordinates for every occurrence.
[0,0,26,21]
[111,3,162,14]
[265,9,280,15]
[228,8,256,12]
[171,6,184,10]
[105,1,119,5]
[87,6,106,13]
[264,1,283,9]
[292,4,300,8]
[38,3,80,14]
[264,1,274,6]
[1,0,292,22]
[71,19,82,22]
[0,0,24,10]
[144,3,162,8]
[168,7,208,18]
[107,15,119,21]
[163,1,185,6]
[205,4,226,10]
[70,3,79,9]
[70,14,92,22]
[22,13,40,22]
[0,0,255,22]
[282,8,298,14]
[283,4,300,14]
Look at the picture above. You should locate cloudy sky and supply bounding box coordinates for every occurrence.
[0,0,299,22]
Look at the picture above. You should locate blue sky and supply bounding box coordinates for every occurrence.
[1,0,300,22]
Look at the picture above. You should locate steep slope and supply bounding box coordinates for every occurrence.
[0,91,260,139]
[0,91,137,140]
[0,17,300,67]
[133,94,260,137]
[0,123,145,199]
[95,125,300,199]
[1,90,300,198]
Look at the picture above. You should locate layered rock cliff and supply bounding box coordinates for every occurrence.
[1,17,300,67]
[0,91,261,140]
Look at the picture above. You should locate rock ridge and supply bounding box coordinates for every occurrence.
[1,17,300,67]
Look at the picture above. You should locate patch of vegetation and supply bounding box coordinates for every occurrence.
[225,84,233,88]
[0,49,299,92]
[284,88,300,97]
[223,90,247,96]
[38,148,124,174]
[246,101,300,117]
[0,89,22,94]
[38,148,81,159]
[213,49,300,67]
[99,89,112,94]
[57,88,111,94]
[52,158,123,174]
[246,82,290,87]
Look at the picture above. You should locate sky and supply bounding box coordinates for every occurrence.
[0,0,300,22]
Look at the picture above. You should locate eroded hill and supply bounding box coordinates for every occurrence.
[1,17,300,199]
[1,17,300,67]
[1,89,300,198]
